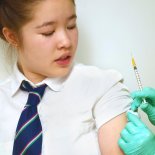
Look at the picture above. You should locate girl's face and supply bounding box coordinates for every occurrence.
[18,0,78,83]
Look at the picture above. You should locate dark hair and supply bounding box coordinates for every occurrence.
[0,0,75,42]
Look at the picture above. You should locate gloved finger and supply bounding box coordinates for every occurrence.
[131,87,155,99]
[142,87,155,105]
[131,104,138,112]
[141,102,155,116]
[127,112,145,128]
[131,90,147,99]
[131,98,142,111]
[141,102,152,113]
[140,103,155,125]
[118,138,127,151]
[143,87,155,98]
[131,90,141,99]
[125,122,137,134]
[120,128,131,143]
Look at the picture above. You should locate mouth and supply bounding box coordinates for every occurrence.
[55,54,72,66]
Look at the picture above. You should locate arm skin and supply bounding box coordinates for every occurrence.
[98,113,127,155]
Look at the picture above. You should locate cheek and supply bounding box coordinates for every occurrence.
[21,41,52,66]
[22,34,56,56]
[71,29,78,49]
[21,36,41,54]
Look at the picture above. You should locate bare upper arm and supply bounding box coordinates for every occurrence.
[98,112,127,155]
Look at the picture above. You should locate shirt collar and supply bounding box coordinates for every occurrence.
[11,64,67,96]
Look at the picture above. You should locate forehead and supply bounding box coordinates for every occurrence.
[32,0,76,23]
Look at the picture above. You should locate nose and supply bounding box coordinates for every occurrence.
[57,30,71,49]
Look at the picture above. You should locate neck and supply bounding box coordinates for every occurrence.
[17,63,46,84]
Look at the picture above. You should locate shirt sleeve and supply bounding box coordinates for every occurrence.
[93,74,132,130]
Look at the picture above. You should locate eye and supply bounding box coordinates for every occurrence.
[67,24,77,30]
[42,31,55,37]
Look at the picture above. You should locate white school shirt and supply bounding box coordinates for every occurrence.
[0,63,131,155]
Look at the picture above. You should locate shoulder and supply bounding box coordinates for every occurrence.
[66,63,124,94]
[72,63,123,85]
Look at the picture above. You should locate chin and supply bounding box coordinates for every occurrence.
[58,68,71,77]
[48,66,72,78]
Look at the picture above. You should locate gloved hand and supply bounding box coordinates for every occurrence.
[118,112,155,155]
[131,87,155,125]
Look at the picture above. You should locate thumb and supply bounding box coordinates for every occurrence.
[127,112,145,127]
[141,102,155,125]
[141,102,154,115]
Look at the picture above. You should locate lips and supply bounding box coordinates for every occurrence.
[55,53,72,66]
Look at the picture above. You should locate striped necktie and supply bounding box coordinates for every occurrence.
[13,80,47,155]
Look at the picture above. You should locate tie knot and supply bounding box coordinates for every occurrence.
[20,80,47,106]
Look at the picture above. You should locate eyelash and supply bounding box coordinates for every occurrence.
[42,24,76,37]
[67,24,76,30]
[42,31,55,37]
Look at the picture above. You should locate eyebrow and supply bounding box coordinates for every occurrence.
[35,14,77,29]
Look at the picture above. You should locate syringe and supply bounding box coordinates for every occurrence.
[132,57,143,91]
[127,56,144,115]
[131,56,147,104]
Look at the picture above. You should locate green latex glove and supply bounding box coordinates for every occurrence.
[118,112,155,155]
[131,87,155,125]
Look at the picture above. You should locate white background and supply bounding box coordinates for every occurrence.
[0,0,155,131]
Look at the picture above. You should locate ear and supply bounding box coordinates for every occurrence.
[2,27,19,47]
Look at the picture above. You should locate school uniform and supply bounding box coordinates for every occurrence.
[0,63,131,155]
